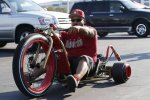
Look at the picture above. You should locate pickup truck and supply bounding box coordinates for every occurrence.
[0,0,71,47]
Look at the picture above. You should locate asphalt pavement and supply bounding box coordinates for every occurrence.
[0,32,150,100]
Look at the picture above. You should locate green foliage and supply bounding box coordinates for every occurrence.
[46,6,67,13]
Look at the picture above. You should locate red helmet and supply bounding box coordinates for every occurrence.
[69,9,85,18]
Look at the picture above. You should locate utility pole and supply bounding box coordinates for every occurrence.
[67,0,70,13]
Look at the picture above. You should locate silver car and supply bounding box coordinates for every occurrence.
[0,0,71,47]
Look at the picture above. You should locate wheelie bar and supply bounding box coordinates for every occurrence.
[106,45,121,61]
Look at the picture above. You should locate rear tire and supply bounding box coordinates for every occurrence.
[133,20,149,38]
[97,32,108,38]
[0,41,7,47]
[13,34,56,97]
[111,62,131,84]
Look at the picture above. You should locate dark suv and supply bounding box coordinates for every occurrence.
[71,0,150,38]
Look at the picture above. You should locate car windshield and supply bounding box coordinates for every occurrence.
[8,0,44,12]
[121,0,149,9]
[122,0,145,9]
[131,0,150,9]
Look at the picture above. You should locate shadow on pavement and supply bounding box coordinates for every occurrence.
[0,91,28,100]
[0,84,72,100]
[0,80,117,100]
[109,52,150,62]
[35,79,120,99]
[122,52,150,62]
[92,81,116,89]
[78,78,116,89]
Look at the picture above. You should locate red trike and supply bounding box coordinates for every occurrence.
[12,24,131,97]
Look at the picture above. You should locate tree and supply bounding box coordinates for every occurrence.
[46,6,67,13]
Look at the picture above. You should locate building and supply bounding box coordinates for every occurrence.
[40,0,97,13]
[40,0,150,13]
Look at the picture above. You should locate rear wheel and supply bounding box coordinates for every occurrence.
[0,41,7,48]
[97,32,108,38]
[13,34,56,97]
[133,20,149,38]
[111,62,131,84]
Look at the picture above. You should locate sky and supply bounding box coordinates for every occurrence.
[32,0,68,4]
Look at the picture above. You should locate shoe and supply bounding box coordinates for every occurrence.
[23,72,35,84]
[24,67,46,82]
[31,58,46,78]
[67,75,79,92]
[32,67,46,78]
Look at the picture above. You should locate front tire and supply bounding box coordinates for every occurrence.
[133,20,149,38]
[13,34,56,97]
[16,27,34,43]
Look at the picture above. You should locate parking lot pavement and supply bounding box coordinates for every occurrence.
[0,33,150,100]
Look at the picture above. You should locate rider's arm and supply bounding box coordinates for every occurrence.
[68,26,96,38]
[59,31,68,39]
[79,26,96,38]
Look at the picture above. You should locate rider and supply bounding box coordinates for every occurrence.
[60,9,98,92]
[25,9,98,92]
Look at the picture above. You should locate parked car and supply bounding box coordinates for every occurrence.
[71,0,150,38]
[0,0,71,47]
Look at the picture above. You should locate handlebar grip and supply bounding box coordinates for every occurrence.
[50,24,58,30]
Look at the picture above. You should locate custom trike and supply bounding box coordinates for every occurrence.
[12,24,131,97]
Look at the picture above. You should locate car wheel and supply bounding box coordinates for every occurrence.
[0,41,7,48]
[133,20,149,38]
[97,32,108,38]
[16,27,34,43]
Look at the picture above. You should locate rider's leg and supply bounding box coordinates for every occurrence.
[74,58,88,80]
[67,56,94,92]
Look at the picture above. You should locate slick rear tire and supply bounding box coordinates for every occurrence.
[111,62,131,84]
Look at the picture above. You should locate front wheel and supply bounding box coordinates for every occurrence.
[16,27,34,43]
[12,34,56,97]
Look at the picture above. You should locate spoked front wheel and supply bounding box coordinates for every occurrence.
[13,34,56,97]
